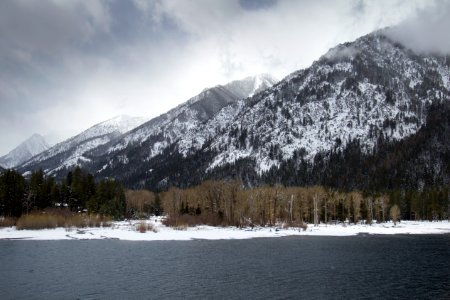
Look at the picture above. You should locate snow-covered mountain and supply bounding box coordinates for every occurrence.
[203,32,449,173]
[19,115,147,175]
[0,134,49,168]
[88,30,449,189]
[85,75,277,174]
[17,28,450,189]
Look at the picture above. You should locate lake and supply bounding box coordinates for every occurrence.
[1,235,449,299]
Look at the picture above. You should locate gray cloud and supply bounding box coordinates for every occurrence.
[239,0,278,10]
[0,0,441,155]
[386,1,450,54]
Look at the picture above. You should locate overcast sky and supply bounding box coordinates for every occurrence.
[0,0,448,155]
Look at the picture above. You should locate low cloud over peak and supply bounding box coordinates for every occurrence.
[0,0,443,155]
[386,1,450,55]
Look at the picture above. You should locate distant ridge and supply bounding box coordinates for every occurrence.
[0,134,49,168]
[19,115,148,176]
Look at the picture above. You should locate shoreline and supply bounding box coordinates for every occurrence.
[1,219,449,241]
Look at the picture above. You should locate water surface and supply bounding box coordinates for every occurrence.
[1,235,449,299]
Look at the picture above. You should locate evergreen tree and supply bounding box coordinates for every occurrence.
[0,170,25,217]
[89,179,126,220]
[28,169,45,209]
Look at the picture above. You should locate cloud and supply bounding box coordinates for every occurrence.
[151,0,434,78]
[239,0,278,11]
[385,1,450,54]
[0,0,441,155]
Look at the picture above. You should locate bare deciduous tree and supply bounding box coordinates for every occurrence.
[390,204,401,226]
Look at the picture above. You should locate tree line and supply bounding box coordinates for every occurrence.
[0,167,126,220]
[159,181,447,228]
[1,167,448,227]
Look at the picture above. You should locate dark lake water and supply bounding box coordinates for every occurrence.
[1,235,449,299]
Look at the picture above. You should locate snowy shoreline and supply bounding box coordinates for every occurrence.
[1,218,449,241]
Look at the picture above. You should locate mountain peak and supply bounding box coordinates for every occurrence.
[221,74,278,98]
[25,134,49,150]
[0,133,49,168]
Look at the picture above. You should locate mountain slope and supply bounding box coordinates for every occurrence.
[95,74,276,155]
[19,75,277,178]
[85,75,277,178]
[91,30,449,189]
[262,100,450,191]
[0,134,49,168]
[19,115,147,175]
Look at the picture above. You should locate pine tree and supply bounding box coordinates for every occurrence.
[0,170,25,217]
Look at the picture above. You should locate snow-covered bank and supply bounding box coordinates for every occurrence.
[1,219,449,241]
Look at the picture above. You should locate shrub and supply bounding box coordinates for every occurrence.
[137,221,147,233]
[287,220,308,231]
[136,221,157,233]
[299,222,308,231]
[174,224,187,231]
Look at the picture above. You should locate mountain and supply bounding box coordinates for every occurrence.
[88,30,449,190]
[0,134,49,168]
[205,32,449,173]
[19,115,147,176]
[18,75,277,178]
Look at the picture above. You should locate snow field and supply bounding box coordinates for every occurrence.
[1,218,449,241]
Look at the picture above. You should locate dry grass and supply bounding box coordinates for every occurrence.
[15,210,112,230]
[0,217,17,228]
[16,214,61,230]
[136,221,157,233]
[64,214,86,228]
[85,215,112,227]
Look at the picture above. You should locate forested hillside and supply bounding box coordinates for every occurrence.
[76,31,450,191]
